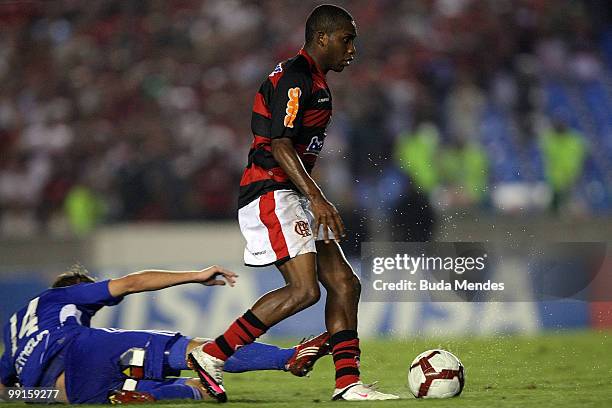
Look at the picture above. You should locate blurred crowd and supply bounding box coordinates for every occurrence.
[0,0,610,238]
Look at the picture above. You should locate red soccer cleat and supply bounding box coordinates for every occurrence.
[286,332,331,377]
[108,390,156,404]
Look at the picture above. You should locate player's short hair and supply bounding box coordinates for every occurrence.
[52,263,96,288]
[305,4,354,44]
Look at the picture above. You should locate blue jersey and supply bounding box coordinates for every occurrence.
[0,280,123,387]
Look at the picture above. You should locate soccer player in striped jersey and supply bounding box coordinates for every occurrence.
[0,265,330,404]
[189,4,398,402]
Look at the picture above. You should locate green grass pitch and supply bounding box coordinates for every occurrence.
[2,330,611,407]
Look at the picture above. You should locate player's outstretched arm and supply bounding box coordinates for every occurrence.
[108,265,238,297]
[271,138,345,242]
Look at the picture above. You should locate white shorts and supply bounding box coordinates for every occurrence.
[238,189,335,266]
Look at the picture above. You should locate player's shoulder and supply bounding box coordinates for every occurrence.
[267,55,313,85]
[283,54,311,75]
[44,280,109,300]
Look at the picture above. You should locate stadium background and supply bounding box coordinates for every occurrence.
[1,0,611,341]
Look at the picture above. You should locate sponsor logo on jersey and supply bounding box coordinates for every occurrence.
[294,220,311,237]
[284,87,301,128]
[269,63,283,77]
[306,136,324,154]
[317,97,330,103]
[14,329,49,375]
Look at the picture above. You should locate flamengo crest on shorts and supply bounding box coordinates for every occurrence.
[294,220,311,237]
[238,190,335,266]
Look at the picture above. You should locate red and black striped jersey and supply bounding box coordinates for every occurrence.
[238,49,332,209]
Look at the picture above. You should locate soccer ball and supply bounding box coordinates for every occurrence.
[408,349,465,398]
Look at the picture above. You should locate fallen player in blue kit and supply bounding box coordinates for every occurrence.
[0,264,330,403]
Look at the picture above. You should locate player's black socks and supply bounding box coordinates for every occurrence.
[204,310,268,360]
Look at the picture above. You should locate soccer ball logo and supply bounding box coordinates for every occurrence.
[408,349,465,398]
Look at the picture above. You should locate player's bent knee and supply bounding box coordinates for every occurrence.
[351,274,362,297]
[308,286,322,305]
[326,273,360,299]
[343,274,361,298]
[291,285,321,309]
[300,285,321,307]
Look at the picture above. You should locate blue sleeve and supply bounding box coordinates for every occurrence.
[0,348,17,386]
[49,280,123,308]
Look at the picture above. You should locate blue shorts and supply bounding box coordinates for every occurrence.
[64,328,184,404]
[136,377,192,391]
